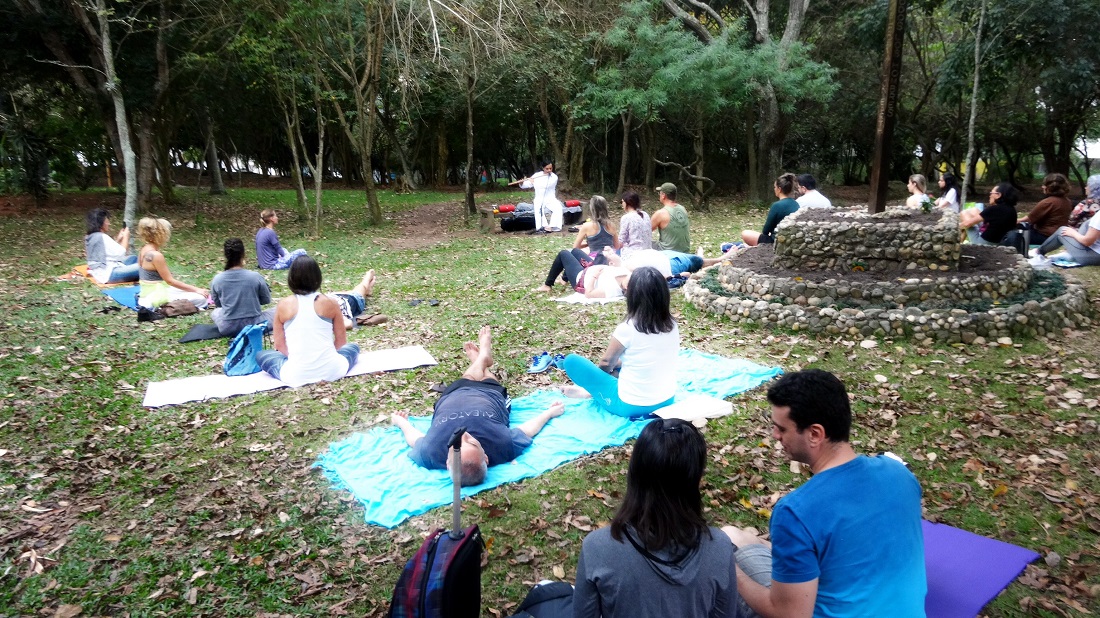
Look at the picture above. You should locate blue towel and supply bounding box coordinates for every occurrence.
[316,349,783,528]
[102,285,141,310]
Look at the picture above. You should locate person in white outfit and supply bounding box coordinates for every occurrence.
[256,255,359,387]
[513,162,563,234]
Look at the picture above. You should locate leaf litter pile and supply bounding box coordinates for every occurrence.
[1,193,1099,617]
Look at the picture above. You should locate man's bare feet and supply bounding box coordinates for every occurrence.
[477,325,493,368]
[355,269,376,297]
[463,340,480,364]
[533,284,553,293]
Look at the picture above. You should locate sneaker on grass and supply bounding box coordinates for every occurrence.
[1028,254,1051,270]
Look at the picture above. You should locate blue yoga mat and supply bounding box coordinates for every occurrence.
[316,349,783,528]
[101,285,140,310]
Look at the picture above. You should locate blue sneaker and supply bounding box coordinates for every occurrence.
[526,352,553,373]
[550,354,567,369]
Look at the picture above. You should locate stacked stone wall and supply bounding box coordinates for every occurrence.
[773,208,962,273]
[684,269,1092,343]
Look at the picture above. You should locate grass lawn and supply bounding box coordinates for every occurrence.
[1,185,1098,617]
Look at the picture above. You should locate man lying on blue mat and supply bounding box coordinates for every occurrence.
[722,370,926,618]
[391,326,564,486]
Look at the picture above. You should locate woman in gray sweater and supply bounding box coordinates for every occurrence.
[572,419,743,618]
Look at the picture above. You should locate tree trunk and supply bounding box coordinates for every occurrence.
[312,120,325,238]
[960,0,987,208]
[206,127,226,195]
[283,105,308,211]
[135,116,156,213]
[435,125,448,188]
[745,109,760,201]
[94,0,137,237]
[465,74,477,216]
[616,111,631,197]
[693,129,705,203]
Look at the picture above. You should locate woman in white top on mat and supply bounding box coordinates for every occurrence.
[511,161,563,234]
[560,266,679,418]
[256,255,359,387]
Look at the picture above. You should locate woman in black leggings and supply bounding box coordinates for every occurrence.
[535,248,591,293]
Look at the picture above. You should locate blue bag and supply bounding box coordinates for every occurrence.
[224,323,265,376]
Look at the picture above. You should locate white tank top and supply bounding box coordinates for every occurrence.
[279,293,350,387]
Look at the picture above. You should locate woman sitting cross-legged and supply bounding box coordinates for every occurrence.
[959,183,1018,246]
[256,255,359,387]
[136,217,209,310]
[533,248,631,299]
[617,191,652,260]
[209,238,275,337]
[571,195,620,260]
[1028,213,1100,268]
[560,266,678,418]
[84,208,138,284]
[573,418,746,618]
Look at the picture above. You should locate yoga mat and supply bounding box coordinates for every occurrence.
[551,292,623,305]
[179,323,228,343]
[317,349,782,528]
[102,285,141,310]
[142,345,437,407]
[922,520,1040,618]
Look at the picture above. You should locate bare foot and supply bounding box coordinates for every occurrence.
[533,284,553,293]
[477,325,493,368]
[463,340,480,364]
[558,385,591,399]
[354,269,377,298]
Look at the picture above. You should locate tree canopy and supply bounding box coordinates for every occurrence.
[2,0,1098,210]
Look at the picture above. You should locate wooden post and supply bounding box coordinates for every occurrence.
[868,0,908,213]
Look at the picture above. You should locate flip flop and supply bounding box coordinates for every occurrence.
[427,299,440,307]
[408,299,422,307]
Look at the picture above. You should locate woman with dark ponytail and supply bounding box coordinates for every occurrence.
[209,238,275,337]
[573,418,743,617]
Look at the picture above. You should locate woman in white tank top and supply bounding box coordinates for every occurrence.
[256,256,359,387]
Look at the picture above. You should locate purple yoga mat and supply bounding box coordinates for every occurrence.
[923,520,1040,618]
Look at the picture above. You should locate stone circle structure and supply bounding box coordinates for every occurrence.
[684,206,1093,343]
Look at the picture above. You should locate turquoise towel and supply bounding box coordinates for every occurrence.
[316,349,782,527]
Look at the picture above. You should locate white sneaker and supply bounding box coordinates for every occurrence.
[1027,247,1040,258]
[1028,254,1051,270]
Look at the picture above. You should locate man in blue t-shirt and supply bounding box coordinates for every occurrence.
[723,370,927,618]
[391,326,564,486]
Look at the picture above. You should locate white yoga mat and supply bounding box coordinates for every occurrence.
[551,292,624,305]
[653,393,734,422]
[143,345,438,408]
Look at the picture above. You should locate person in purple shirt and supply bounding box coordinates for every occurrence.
[255,209,307,270]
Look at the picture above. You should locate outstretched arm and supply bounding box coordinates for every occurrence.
[516,402,564,438]
[391,410,425,447]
